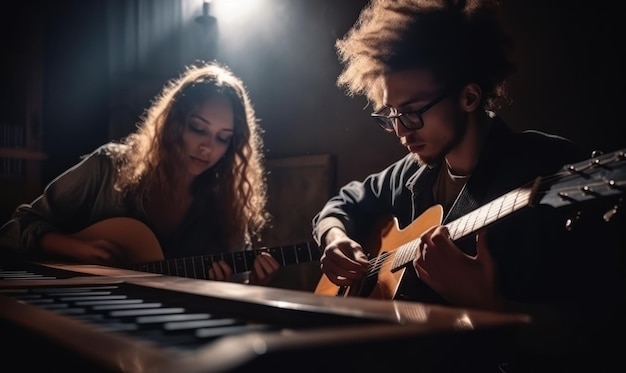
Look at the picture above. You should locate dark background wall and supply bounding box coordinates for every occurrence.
[2,0,624,227]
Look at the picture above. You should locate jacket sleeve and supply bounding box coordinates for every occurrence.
[0,146,117,257]
[312,154,418,246]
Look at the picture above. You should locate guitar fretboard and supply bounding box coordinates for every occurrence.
[391,185,534,271]
[130,242,320,280]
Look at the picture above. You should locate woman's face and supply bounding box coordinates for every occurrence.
[181,95,235,178]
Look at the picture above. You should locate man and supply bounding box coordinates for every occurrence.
[312,0,623,371]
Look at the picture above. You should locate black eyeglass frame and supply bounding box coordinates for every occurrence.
[370,90,450,132]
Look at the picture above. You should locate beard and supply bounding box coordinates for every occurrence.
[408,110,468,167]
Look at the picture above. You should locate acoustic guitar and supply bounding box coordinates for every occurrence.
[72,217,321,280]
[314,148,626,299]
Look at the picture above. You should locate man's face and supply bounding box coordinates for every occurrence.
[381,68,465,166]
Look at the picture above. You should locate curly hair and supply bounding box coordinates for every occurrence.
[336,0,516,111]
[115,61,269,247]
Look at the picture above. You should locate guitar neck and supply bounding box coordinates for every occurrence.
[391,183,535,271]
[446,184,534,241]
[130,242,320,280]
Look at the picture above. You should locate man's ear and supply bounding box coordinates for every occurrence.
[459,83,482,112]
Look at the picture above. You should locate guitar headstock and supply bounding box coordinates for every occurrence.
[536,148,626,222]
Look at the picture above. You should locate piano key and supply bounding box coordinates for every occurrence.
[0,260,533,372]
[92,302,163,311]
[135,313,212,324]
[163,318,241,331]
[109,307,186,317]
[74,299,144,306]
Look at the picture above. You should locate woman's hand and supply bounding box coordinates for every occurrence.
[207,260,234,282]
[40,232,126,266]
[248,251,280,286]
[207,253,280,286]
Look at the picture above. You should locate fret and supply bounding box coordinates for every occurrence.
[295,243,316,263]
[514,188,531,211]
[128,242,321,280]
[483,197,501,226]
[268,246,284,265]
[455,213,470,239]
[243,251,256,272]
[183,257,195,279]
[281,245,297,266]
[171,259,180,277]
[175,258,185,278]
[448,218,461,240]
[456,211,471,240]
[467,209,481,235]
[477,203,490,228]
[393,240,416,269]
[501,191,517,216]
[202,255,214,272]
[230,252,244,273]
[219,253,234,272]
[192,257,205,280]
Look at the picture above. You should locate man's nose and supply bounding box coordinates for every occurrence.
[394,118,414,137]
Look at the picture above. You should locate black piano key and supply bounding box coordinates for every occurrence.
[59,295,128,301]
[74,299,144,306]
[55,307,88,315]
[35,286,119,293]
[163,318,241,331]
[94,321,140,332]
[109,307,186,318]
[195,323,272,339]
[41,291,115,297]
[92,302,163,311]
[10,294,44,300]
[39,303,71,310]
[135,313,212,324]
[24,298,55,304]
[0,289,28,294]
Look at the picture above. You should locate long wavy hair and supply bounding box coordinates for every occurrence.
[336,0,516,111]
[115,61,269,247]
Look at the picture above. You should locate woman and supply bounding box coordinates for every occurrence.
[0,61,279,286]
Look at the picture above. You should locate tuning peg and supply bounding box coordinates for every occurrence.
[565,211,582,231]
[603,198,622,223]
[590,150,604,158]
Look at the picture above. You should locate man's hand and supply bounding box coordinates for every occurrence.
[320,227,370,286]
[413,226,503,310]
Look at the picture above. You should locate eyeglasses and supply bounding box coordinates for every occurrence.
[370,91,449,132]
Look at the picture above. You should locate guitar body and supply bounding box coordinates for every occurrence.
[314,205,443,300]
[72,217,164,263]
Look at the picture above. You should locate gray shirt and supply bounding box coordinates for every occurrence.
[0,143,250,281]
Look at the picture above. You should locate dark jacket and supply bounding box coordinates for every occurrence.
[312,117,625,366]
